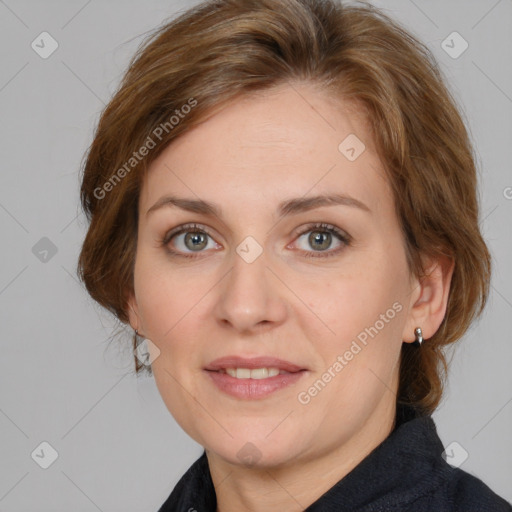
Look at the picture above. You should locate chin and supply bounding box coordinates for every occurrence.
[203,430,306,469]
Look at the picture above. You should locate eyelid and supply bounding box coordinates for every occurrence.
[162,221,352,258]
[292,222,351,242]
[162,222,218,245]
[288,222,351,258]
[163,222,350,242]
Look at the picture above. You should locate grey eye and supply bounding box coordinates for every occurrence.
[307,231,332,251]
[183,232,209,251]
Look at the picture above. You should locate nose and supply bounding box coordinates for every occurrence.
[213,248,288,334]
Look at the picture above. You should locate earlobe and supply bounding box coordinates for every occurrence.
[126,294,140,332]
[402,254,455,344]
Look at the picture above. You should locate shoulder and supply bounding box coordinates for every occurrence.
[384,409,511,512]
[442,465,512,512]
[410,461,512,512]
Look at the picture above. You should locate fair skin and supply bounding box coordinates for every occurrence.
[128,82,454,512]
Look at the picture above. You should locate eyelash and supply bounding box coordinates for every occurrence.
[161,222,351,259]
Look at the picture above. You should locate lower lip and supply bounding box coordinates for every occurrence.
[205,370,307,400]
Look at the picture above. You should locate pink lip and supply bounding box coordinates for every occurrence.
[205,356,306,373]
[204,356,308,400]
[205,370,307,400]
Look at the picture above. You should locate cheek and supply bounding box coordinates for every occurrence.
[133,254,205,336]
[133,256,210,396]
[133,259,205,432]
[297,247,408,361]
[300,270,393,332]
[298,271,406,414]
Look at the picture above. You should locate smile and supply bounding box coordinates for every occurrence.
[206,369,307,401]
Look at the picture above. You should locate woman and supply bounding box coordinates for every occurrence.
[77,0,512,510]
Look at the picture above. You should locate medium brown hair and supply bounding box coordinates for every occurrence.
[78,0,491,415]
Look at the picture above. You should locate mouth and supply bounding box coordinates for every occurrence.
[205,355,306,374]
[204,356,308,399]
[215,367,294,379]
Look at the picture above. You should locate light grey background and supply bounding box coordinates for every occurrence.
[0,0,511,510]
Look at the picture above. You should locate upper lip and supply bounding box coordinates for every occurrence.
[205,356,306,373]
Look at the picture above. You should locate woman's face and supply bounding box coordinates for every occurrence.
[129,83,421,468]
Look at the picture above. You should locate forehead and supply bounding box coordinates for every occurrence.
[141,83,393,219]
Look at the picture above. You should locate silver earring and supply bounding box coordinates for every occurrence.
[133,329,154,367]
[414,327,424,346]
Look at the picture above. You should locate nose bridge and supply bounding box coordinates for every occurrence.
[214,242,287,332]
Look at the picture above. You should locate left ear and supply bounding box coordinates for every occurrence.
[402,253,455,343]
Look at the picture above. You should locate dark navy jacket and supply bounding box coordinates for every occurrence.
[158,405,512,511]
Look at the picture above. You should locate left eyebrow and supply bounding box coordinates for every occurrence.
[277,194,371,218]
[145,193,371,218]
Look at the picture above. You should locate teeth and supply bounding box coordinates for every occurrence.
[225,368,281,379]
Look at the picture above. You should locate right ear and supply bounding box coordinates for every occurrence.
[126,292,140,332]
